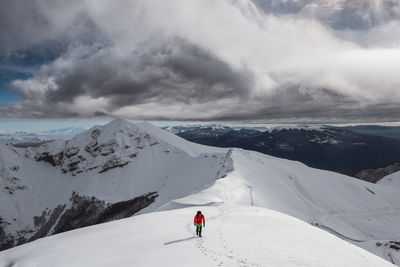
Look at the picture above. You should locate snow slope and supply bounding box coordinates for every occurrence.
[378,171,400,188]
[161,148,400,264]
[1,119,400,265]
[0,205,393,267]
[0,119,231,249]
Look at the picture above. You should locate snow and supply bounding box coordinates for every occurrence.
[267,125,325,133]
[378,171,400,188]
[137,121,226,157]
[0,119,230,242]
[0,132,41,144]
[0,205,392,267]
[0,127,86,144]
[1,119,400,266]
[160,149,400,244]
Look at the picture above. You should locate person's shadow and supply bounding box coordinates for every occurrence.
[164,236,197,245]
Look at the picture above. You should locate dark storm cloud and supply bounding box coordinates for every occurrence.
[44,40,251,106]
[0,0,107,56]
[1,0,400,123]
[1,39,252,118]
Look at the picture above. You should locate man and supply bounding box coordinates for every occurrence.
[194,210,205,237]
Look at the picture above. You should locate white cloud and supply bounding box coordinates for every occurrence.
[1,0,400,122]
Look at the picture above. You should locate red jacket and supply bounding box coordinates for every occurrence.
[194,214,205,225]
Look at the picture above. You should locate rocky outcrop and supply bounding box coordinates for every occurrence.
[53,192,158,234]
[95,192,158,223]
[0,217,13,251]
[346,163,400,183]
[376,241,400,265]
[2,176,27,195]
[29,205,67,242]
[35,151,64,167]
[99,156,129,173]
[0,192,158,251]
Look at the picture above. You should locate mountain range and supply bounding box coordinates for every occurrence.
[164,124,400,181]
[338,125,400,140]
[0,127,86,144]
[0,119,399,266]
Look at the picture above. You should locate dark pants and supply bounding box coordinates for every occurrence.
[196,224,202,237]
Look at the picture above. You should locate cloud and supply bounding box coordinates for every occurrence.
[1,0,400,123]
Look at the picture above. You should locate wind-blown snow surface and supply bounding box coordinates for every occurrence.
[1,119,400,265]
[0,206,392,267]
[378,171,400,188]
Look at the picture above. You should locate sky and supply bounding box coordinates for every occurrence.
[1,0,400,130]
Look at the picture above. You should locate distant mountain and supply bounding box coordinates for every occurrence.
[337,125,400,140]
[165,125,400,175]
[0,127,86,144]
[0,131,41,144]
[162,124,233,135]
[39,127,87,138]
[345,163,400,183]
[231,126,268,131]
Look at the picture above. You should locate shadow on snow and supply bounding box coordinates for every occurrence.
[164,236,198,245]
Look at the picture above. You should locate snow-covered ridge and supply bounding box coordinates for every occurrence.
[266,124,326,132]
[378,171,400,188]
[0,206,393,267]
[165,123,327,133]
[163,124,234,135]
[1,119,400,265]
[0,119,231,251]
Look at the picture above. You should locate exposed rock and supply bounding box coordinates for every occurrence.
[387,241,400,251]
[33,211,47,228]
[0,227,6,246]
[84,129,101,157]
[3,176,27,194]
[94,140,117,156]
[0,217,14,251]
[0,191,156,251]
[96,192,158,223]
[99,156,129,173]
[35,151,64,167]
[28,204,66,242]
[68,160,81,172]
[52,193,106,234]
[65,147,79,158]
[9,166,19,172]
[53,192,158,234]
[347,163,400,183]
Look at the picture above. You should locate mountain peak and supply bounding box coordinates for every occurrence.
[104,118,133,128]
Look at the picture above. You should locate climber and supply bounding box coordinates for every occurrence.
[194,210,205,237]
